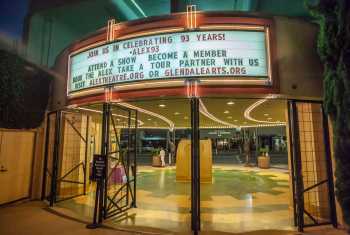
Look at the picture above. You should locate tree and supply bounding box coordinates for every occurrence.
[0,50,52,129]
[306,0,350,227]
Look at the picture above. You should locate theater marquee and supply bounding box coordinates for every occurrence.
[68,30,271,94]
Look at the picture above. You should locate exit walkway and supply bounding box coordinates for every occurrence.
[0,201,347,235]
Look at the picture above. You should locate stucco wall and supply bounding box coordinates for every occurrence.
[275,16,323,99]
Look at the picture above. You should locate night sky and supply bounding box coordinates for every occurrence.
[0,0,29,38]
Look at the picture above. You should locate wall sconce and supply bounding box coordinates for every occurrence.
[104,87,113,102]
[107,19,117,42]
[186,5,197,29]
[186,79,199,98]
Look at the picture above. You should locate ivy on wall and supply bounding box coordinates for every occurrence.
[0,49,52,129]
[306,0,350,227]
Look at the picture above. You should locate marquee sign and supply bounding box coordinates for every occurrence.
[68,30,270,94]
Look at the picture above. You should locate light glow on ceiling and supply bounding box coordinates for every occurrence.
[244,98,286,125]
[76,107,144,126]
[199,99,238,128]
[118,102,175,130]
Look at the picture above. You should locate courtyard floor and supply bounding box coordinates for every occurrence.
[0,201,347,235]
[55,165,292,233]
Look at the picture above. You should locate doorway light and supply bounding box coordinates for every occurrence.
[227,101,235,105]
[243,97,286,125]
[75,107,144,126]
[198,99,238,128]
[159,104,166,108]
[118,102,175,130]
[224,110,230,114]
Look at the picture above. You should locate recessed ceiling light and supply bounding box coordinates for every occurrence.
[234,120,238,122]
[159,104,166,108]
[174,112,180,115]
[224,110,230,114]
[267,117,272,120]
[227,101,235,105]
[147,118,152,121]
[116,118,120,121]
[264,113,269,116]
[227,116,232,119]
[184,116,188,120]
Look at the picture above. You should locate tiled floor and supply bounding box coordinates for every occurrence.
[56,165,294,233]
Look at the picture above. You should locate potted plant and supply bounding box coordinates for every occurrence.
[258,146,270,169]
[151,148,162,167]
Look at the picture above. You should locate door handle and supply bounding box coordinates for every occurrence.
[0,165,8,172]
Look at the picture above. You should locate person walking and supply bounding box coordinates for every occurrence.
[160,147,166,167]
[244,138,252,167]
[168,141,175,165]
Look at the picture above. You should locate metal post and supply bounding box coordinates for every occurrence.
[50,110,61,206]
[287,101,298,227]
[172,129,176,165]
[173,129,176,144]
[101,103,110,221]
[41,112,52,200]
[83,116,89,195]
[289,101,304,232]
[133,110,138,207]
[321,106,338,228]
[255,127,258,165]
[127,110,132,205]
[191,97,200,233]
[86,180,100,229]
[87,103,109,228]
